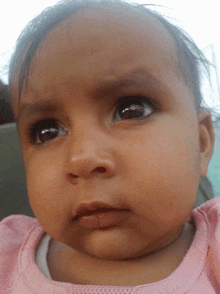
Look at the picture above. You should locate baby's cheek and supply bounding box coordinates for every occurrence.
[26,156,69,220]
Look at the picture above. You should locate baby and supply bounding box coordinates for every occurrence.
[1,0,219,292]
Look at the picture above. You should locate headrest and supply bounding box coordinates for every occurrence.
[0,123,34,219]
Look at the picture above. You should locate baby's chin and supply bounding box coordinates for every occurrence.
[77,225,186,261]
[82,247,151,261]
[79,241,171,261]
[77,238,165,261]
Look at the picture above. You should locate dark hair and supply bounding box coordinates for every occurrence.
[9,0,218,118]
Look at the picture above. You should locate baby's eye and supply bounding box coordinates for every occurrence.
[114,96,154,121]
[30,119,66,144]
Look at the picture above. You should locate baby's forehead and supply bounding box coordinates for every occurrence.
[34,5,178,74]
[11,4,185,115]
[47,5,175,49]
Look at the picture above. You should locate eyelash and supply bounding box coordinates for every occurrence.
[28,119,66,145]
[114,95,156,121]
[28,95,158,145]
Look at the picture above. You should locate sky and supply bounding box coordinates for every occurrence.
[0,0,219,112]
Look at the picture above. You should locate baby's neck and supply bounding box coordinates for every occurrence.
[47,222,196,286]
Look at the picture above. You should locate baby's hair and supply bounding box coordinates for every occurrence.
[9,0,216,117]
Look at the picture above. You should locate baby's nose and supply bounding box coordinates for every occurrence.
[69,155,116,179]
[66,126,116,180]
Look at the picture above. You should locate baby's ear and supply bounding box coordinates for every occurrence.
[198,110,215,177]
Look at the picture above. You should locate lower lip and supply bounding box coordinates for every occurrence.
[76,211,129,229]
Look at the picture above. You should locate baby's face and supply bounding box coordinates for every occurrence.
[12,6,210,260]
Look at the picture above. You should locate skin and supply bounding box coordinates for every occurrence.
[11,5,214,286]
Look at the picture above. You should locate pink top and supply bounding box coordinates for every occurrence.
[1,198,220,293]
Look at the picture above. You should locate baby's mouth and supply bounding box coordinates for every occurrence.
[73,207,122,220]
[73,202,130,229]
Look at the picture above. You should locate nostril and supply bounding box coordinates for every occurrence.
[69,174,78,179]
[94,167,106,173]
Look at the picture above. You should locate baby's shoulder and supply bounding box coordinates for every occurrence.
[194,198,220,235]
[0,215,38,253]
[196,197,220,215]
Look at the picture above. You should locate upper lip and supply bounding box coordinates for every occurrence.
[73,202,128,220]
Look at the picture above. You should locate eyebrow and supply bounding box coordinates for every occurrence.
[96,68,163,94]
[17,68,164,125]
[17,101,59,125]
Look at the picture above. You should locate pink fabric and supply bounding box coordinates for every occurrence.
[1,198,220,293]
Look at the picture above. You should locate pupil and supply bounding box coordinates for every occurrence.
[39,128,58,142]
[121,104,144,119]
